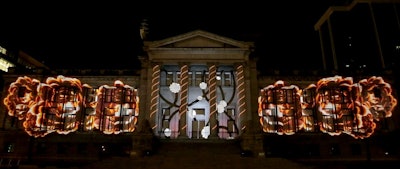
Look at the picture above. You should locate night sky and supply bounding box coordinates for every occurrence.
[0,1,338,70]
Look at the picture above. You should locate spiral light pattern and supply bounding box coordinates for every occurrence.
[208,65,217,134]
[150,64,160,130]
[236,65,246,132]
[179,64,189,134]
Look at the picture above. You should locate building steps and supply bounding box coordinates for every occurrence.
[78,139,315,169]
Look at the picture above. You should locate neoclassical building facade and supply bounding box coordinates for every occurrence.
[0,29,399,168]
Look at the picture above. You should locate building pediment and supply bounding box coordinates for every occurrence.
[145,29,252,48]
[143,29,254,62]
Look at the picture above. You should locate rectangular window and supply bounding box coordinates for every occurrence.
[224,72,231,86]
[84,88,98,103]
[283,116,295,132]
[163,108,170,118]
[123,88,136,103]
[62,114,77,130]
[204,72,209,85]
[195,71,203,86]
[166,72,173,85]
[302,108,315,129]
[84,108,96,131]
[162,108,170,130]
[302,89,315,104]
[262,108,277,133]
[322,115,334,132]
[216,72,222,86]
[163,120,170,130]
[104,88,114,103]
[121,108,134,132]
[176,71,181,84]
[227,120,235,133]
[192,120,205,139]
[285,89,294,103]
[103,116,114,132]
[113,88,123,103]
[342,115,353,132]
[188,72,193,86]
[193,108,205,115]
[45,109,57,131]
[275,90,285,104]
[227,108,235,118]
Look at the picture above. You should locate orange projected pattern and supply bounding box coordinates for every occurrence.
[3,76,40,120]
[316,76,361,137]
[358,76,397,119]
[96,80,139,134]
[3,76,139,137]
[259,76,397,139]
[258,80,303,135]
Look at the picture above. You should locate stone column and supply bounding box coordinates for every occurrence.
[149,64,160,132]
[178,64,189,138]
[208,64,218,137]
[235,64,246,135]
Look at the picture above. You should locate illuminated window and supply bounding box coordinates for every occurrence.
[161,66,181,86]
[124,88,135,103]
[83,108,96,131]
[103,115,115,132]
[195,71,203,86]
[104,88,115,103]
[301,88,316,132]
[216,72,222,86]
[0,58,14,72]
[188,72,193,86]
[223,72,231,86]
[62,113,77,131]
[44,108,57,131]
[84,88,98,103]
[227,108,237,137]
[204,72,209,84]
[176,71,181,84]
[192,109,205,139]
[121,108,135,132]
[166,72,173,85]
[189,67,208,87]
[161,108,170,137]
[83,88,98,131]
[114,88,123,103]
[302,110,316,132]
[215,71,232,86]
[0,45,7,55]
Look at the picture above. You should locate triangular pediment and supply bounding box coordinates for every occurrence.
[145,29,251,49]
[143,29,254,62]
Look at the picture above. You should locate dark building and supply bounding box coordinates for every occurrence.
[0,1,400,169]
[315,0,400,75]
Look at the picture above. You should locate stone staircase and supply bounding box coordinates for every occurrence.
[78,139,316,169]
